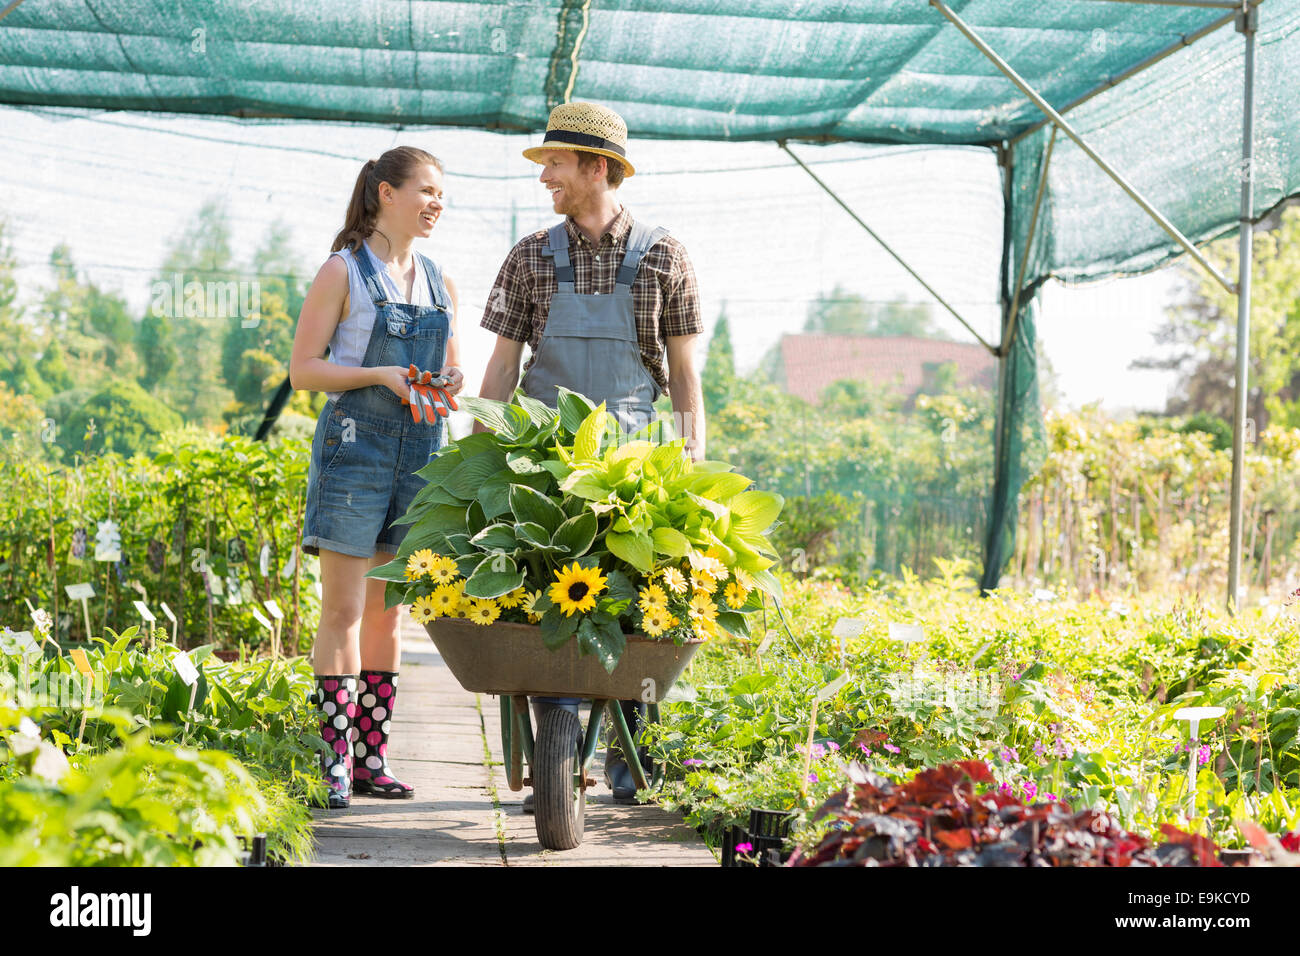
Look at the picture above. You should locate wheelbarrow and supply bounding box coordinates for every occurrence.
[423,618,702,850]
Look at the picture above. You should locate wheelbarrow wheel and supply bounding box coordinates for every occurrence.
[533,706,585,850]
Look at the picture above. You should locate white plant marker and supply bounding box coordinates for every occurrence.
[831,617,865,666]
[1173,706,1227,821]
[159,602,179,646]
[172,651,200,742]
[64,582,95,643]
[263,600,284,659]
[755,628,777,674]
[252,608,275,658]
[888,622,926,661]
[132,600,157,649]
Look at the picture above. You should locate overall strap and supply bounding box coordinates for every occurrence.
[350,243,391,306]
[544,223,575,293]
[616,221,669,287]
[415,252,449,310]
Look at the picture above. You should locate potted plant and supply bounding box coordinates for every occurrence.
[366,388,785,681]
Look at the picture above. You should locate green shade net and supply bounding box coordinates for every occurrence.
[6,0,1300,588]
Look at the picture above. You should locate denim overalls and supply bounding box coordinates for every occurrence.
[302,244,451,559]
[521,218,669,431]
[522,217,668,712]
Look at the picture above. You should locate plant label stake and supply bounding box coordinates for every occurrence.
[172,651,200,743]
[801,673,851,798]
[159,602,179,646]
[64,582,95,642]
[259,542,271,578]
[888,622,926,660]
[132,601,157,649]
[252,608,275,656]
[1173,706,1226,823]
[69,648,94,750]
[970,641,992,665]
[831,617,865,666]
[8,631,39,699]
[756,629,777,673]
[263,599,284,658]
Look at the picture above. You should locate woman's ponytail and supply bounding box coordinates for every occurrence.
[331,148,442,254]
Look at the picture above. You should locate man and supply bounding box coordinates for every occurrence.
[476,101,705,806]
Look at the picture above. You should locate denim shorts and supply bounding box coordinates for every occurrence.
[302,400,442,559]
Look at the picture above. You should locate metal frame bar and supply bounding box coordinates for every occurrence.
[1072,0,1239,8]
[778,139,998,355]
[1008,7,1245,147]
[929,0,1237,295]
[1227,2,1258,612]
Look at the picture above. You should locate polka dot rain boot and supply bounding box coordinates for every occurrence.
[314,675,358,810]
[351,670,415,798]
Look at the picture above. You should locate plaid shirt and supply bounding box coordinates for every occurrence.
[480,206,702,395]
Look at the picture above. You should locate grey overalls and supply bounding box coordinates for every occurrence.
[521,216,669,729]
[521,218,669,432]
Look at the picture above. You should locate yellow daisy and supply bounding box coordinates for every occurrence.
[456,595,475,618]
[466,598,502,626]
[690,549,728,582]
[660,566,688,594]
[688,590,718,625]
[429,554,460,584]
[724,581,750,609]
[691,569,721,594]
[641,604,671,637]
[430,583,461,617]
[406,549,436,581]
[549,562,608,617]
[637,583,668,613]
[521,588,544,623]
[410,594,439,623]
[498,586,526,609]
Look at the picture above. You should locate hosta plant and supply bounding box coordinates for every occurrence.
[368,388,785,672]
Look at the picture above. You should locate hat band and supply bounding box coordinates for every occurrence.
[540,129,627,157]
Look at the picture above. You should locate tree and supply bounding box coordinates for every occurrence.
[803,285,949,338]
[701,303,737,416]
[1133,204,1300,431]
[59,379,182,458]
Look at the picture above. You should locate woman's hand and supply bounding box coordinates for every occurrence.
[437,365,465,396]
[377,366,413,402]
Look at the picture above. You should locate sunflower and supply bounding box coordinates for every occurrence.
[641,604,672,637]
[428,554,460,584]
[410,594,439,623]
[498,586,526,609]
[466,598,502,626]
[637,583,668,613]
[724,581,750,609]
[660,566,688,595]
[549,562,608,617]
[406,549,437,581]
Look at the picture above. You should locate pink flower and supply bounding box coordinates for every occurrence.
[734,842,753,854]
[1051,737,1074,759]
[857,742,872,755]
[1045,793,1057,801]
[807,772,819,783]
[1197,744,1212,762]
[999,747,1019,763]
[1022,781,1038,801]
[1032,740,1046,758]
[883,742,901,754]
[810,743,826,759]
[827,741,840,752]
[683,758,704,767]
[998,782,1012,794]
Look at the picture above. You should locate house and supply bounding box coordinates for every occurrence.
[772,334,998,405]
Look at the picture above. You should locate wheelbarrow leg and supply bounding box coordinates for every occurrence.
[604,698,649,793]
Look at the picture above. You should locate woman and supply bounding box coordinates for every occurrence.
[290,146,464,809]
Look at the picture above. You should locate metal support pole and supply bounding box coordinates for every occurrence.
[1227,1,1258,614]
[929,0,1237,295]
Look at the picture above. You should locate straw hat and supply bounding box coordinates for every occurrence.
[522,102,636,177]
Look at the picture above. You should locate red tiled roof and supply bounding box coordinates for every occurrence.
[778,334,997,404]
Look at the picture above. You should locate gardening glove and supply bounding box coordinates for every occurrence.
[402,363,458,424]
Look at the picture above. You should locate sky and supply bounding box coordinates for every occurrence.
[2,104,1189,415]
